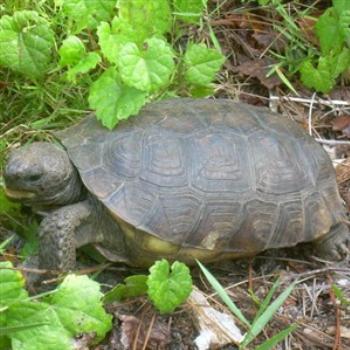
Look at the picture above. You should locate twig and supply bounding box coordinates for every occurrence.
[328,274,342,350]
[308,92,317,136]
[142,312,156,350]
[315,138,350,145]
[270,95,350,107]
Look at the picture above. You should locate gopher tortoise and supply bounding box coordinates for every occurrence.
[4,98,350,270]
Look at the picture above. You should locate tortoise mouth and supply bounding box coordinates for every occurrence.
[4,187,36,200]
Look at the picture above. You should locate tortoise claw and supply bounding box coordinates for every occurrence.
[315,223,350,261]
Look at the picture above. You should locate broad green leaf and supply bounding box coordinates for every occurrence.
[0,334,10,350]
[47,275,112,342]
[61,0,116,32]
[299,58,335,93]
[104,275,148,303]
[97,18,139,64]
[59,36,101,82]
[333,0,350,16]
[173,0,208,24]
[330,47,350,77]
[254,324,297,350]
[315,8,344,55]
[0,262,28,308]
[0,11,54,78]
[196,260,251,327]
[0,323,48,337]
[119,37,175,92]
[117,0,171,39]
[339,11,350,43]
[66,52,101,82]
[59,35,85,66]
[184,43,225,86]
[6,301,72,350]
[147,259,192,314]
[241,282,297,348]
[89,68,148,128]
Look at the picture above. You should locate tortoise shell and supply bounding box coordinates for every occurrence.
[57,98,345,260]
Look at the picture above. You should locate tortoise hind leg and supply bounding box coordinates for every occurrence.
[39,200,95,272]
[314,222,350,260]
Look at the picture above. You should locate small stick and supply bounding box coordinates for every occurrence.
[327,274,342,350]
[270,95,350,107]
[315,138,350,145]
[142,312,156,350]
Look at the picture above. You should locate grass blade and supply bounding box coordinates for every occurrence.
[241,281,297,348]
[252,277,281,324]
[196,260,251,327]
[254,323,297,350]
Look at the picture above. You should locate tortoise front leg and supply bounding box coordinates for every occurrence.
[38,200,93,272]
[314,222,350,260]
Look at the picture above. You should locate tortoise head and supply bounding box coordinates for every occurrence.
[4,142,83,207]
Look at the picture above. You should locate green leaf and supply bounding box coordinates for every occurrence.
[59,35,85,67]
[47,275,112,342]
[299,58,335,93]
[6,301,72,350]
[173,0,208,24]
[241,282,297,348]
[184,43,225,86]
[97,18,139,63]
[254,324,297,350]
[332,284,350,306]
[196,260,251,327]
[147,259,192,314]
[333,0,350,16]
[0,323,48,337]
[61,0,116,32]
[339,11,350,43]
[119,37,175,92]
[0,334,10,350]
[89,68,148,129]
[117,0,171,39]
[0,11,54,79]
[59,36,101,82]
[66,52,101,82]
[0,262,28,308]
[104,275,148,303]
[330,47,350,77]
[315,8,344,55]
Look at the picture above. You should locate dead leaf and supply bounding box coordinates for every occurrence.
[119,314,170,350]
[332,116,350,137]
[187,287,244,350]
[297,17,318,46]
[252,32,286,51]
[327,326,350,339]
[336,158,350,184]
[233,58,281,89]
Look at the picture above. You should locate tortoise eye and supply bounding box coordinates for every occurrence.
[26,174,42,182]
